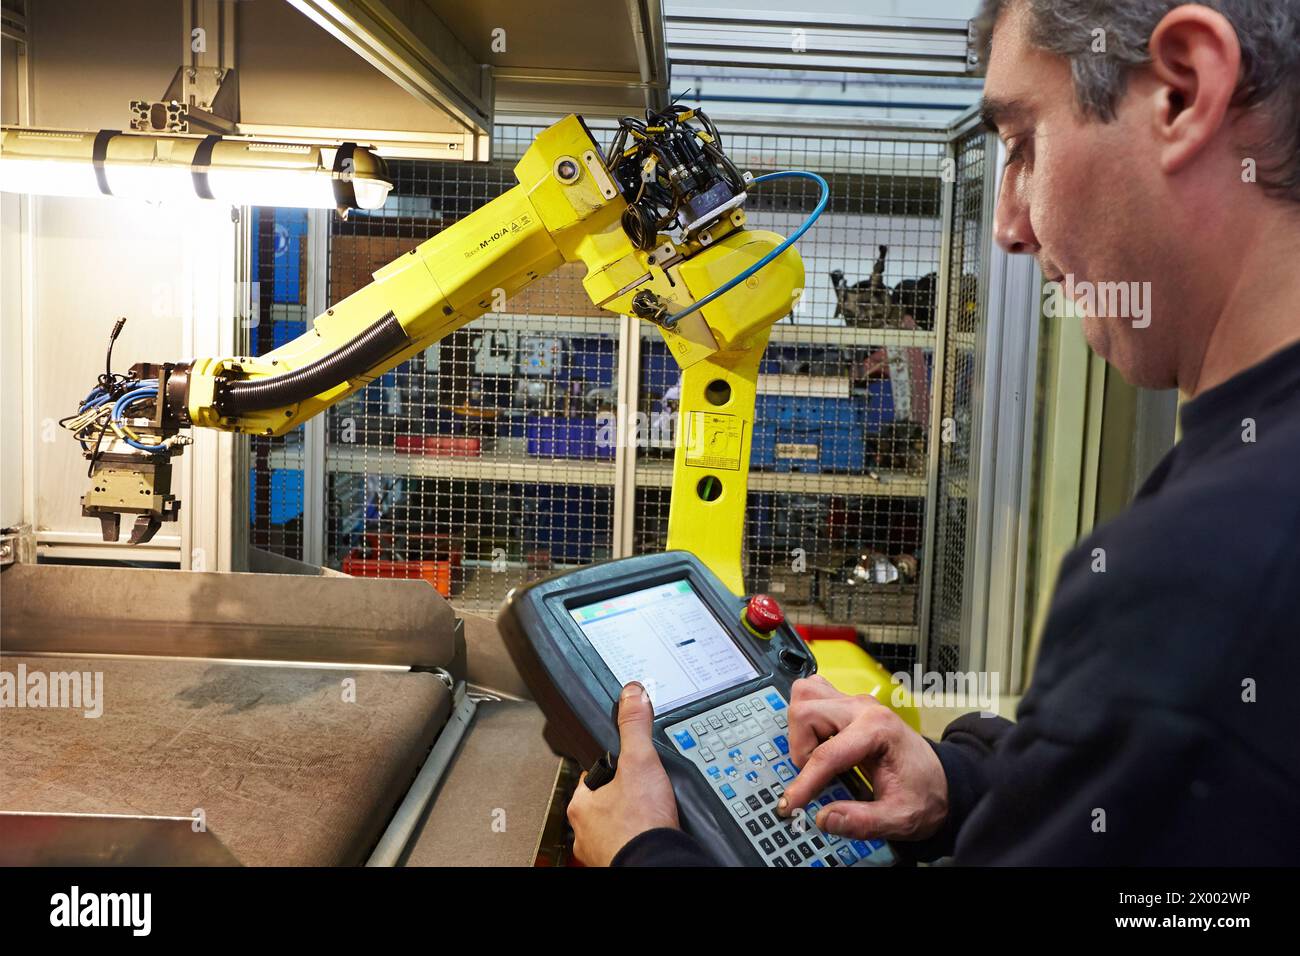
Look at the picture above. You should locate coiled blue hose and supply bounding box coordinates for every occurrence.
[663,170,830,327]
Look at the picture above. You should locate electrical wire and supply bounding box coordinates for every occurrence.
[110,385,168,452]
[662,169,830,327]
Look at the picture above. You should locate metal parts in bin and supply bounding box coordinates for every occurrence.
[817,567,919,626]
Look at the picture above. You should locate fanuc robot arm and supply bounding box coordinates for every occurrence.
[66,109,818,595]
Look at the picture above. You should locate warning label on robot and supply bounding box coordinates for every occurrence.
[684,412,743,471]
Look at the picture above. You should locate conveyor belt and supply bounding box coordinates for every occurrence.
[0,655,450,866]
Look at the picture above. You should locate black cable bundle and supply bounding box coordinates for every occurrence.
[604,102,746,250]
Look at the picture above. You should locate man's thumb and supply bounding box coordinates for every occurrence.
[617,682,656,758]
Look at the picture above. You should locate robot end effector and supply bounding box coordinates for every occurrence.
[64,319,192,544]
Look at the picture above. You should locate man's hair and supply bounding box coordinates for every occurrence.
[974,0,1300,201]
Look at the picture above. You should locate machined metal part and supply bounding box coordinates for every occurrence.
[678,188,747,236]
[0,524,34,568]
[581,148,619,200]
[129,65,241,135]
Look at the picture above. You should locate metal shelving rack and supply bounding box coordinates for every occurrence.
[247,13,1036,683]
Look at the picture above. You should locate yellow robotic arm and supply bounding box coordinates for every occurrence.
[73,112,805,594]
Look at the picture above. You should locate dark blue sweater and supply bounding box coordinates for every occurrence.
[614,340,1300,866]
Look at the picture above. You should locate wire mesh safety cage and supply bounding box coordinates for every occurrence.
[926,125,989,675]
[246,119,987,670]
[247,207,309,562]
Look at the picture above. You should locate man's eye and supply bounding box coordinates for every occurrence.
[1006,138,1030,166]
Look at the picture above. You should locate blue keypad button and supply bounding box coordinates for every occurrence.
[851,840,873,858]
[836,846,858,866]
[772,734,790,755]
[810,860,825,868]
[672,729,696,750]
[745,770,760,784]
[720,783,736,799]
[725,767,739,780]
[831,787,851,802]
[749,753,764,766]
[728,747,744,763]
[772,761,795,782]
[870,839,887,850]
[706,766,721,779]
[765,692,787,711]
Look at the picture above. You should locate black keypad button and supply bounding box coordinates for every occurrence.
[773,831,789,848]
[825,855,840,867]
[758,788,774,805]
[746,820,762,836]
[759,812,775,829]
[785,849,802,866]
[746,795,762,811]
[798,842,815,859]
[773,857,788,867]
[811,836,825,850]
[760,838,775,854]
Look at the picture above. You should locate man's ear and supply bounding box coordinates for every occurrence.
[1145,5,1241,176]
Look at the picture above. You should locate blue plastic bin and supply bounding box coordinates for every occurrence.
[525,416,615,460]
[522,485,612,562]
[751,392,869,473]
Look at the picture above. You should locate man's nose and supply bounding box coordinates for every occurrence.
[993,174,1040,256]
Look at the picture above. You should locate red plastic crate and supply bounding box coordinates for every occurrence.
[794,624,860,643]
[342,553,452,597]
[395,435,482,457]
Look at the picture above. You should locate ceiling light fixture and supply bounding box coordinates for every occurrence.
[0,127,393,211]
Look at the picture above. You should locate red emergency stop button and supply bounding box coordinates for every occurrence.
[744,593,784,637]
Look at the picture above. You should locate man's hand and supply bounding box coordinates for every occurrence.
[778,675,949,842]
[566,682,680,866]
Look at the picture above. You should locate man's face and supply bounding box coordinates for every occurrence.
[983,4,1184,388]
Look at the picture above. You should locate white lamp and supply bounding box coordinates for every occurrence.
[0,128,393,211]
